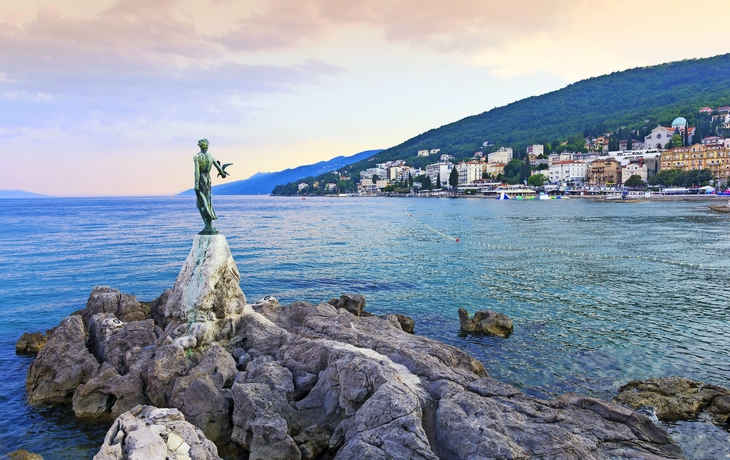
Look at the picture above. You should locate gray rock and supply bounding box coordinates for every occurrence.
[164,235,246,324]
[93,405,221,460]
[83,286,149,328]
[331,294,366,316]
[144,289,171,330]
[615,376,730,424]
[458,307,513,337]
[26,315,100,405]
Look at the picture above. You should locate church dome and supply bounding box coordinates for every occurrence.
[671,117,687,128]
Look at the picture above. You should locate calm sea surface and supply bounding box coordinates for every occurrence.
[0,196,729,458]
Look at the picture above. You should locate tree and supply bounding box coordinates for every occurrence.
[435,174,441,189]
[528,174,546,187]
[624,175,643,187]
[449,166,459,188]
[422,175,432,190]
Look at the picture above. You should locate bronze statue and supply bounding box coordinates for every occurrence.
[194,139,231,235]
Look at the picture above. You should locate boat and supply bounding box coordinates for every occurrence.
[710,200,730,212]
[496,192,510,200]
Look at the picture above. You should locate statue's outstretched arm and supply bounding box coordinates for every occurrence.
[211,155,228,177]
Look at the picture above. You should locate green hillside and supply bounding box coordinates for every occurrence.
[274,53,730,193]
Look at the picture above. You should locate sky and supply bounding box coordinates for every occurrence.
[2,0,729,196]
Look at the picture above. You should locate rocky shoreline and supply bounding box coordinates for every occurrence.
[16,234,727,459]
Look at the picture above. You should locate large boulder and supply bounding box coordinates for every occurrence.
[83,286,149,328]
[458,308,513,337]
[93,405,221,460]
[26,315,100,405]
[615,376,730,424]
[164,234,245,324]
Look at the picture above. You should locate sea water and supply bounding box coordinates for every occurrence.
[0,196,728,458]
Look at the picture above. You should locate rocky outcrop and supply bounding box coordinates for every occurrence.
[82,286,150,328]
[328,294,366,316]
[26,234,686,459]
[26,315,101,405]
[15,328,54,354]
[165,234,245,323]
[615,376,730,425]
[458,308,513,337]
[93,405,220,460]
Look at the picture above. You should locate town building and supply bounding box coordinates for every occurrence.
[417,150,430,157]
[549,160,587,184]
[425,162,454,186]
[456,161,484,185]
[622,161,648,184]
[430,149,441,155]
[526,144,544,158]
[588,158,621,186]
[660,144,730,181]
[360,167,387,181]
[298,183,309,191]
[702,136,724,146]
[440,154,454,162]
[644,126,675,149]
[485,162,506,178]
[488,147,513,164]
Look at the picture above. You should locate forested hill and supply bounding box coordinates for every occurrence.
[370,53,730,163]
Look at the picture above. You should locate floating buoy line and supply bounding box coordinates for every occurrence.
[404,204,728,270]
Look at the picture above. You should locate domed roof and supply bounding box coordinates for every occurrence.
[671,116,687,127]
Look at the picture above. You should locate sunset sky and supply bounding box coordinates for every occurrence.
[2,0,729,196]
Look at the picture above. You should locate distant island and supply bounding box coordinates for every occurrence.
[0,189,51,198]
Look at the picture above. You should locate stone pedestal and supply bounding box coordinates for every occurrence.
[165,235,246,324]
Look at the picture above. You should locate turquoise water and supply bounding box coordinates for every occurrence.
[1,196,729,458]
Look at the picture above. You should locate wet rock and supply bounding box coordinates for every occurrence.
[458,308,513,337]
[394,313,414,333]
[330,294,366,316]
[144,289,171,330]
[82,286,149,328]
[615,376,730,424]
[26,315,100,405]
[15,328,54,354]
[93,405,221,460]
[5,450,44,460]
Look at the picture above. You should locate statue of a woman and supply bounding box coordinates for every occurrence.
[194,139,230,235]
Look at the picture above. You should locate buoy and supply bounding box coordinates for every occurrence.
[302,197,306,200]
[455,238,460,243]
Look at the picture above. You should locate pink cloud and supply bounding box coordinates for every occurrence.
[216,0,576,52]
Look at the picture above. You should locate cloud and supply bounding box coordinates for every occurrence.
[0,0,345,131]
[215,0,577,53]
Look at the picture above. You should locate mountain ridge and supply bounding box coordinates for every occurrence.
[178,149,382,196]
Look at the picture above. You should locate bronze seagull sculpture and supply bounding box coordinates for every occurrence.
[216,161,233,178]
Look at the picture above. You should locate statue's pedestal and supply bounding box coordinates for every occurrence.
[164,234,246,325]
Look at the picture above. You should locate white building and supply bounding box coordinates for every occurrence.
[549,160,587,184]
[456,161,484,185]
[440,154,454,162]
[429,149,441,155]
[622,162,648,184]
[644,126,675,149]
[526,144,544,157]
[425,162,454,186]
[398,167,423,182]
[417,150,430,157]
[488,147,513,164]
[360,167,387,181]
[298,183,309,191]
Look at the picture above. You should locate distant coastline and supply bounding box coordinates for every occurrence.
[0,189,51,199]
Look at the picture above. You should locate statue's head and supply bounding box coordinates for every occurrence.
[198,139,209,150]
